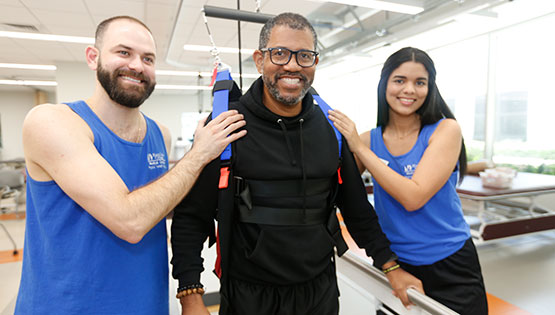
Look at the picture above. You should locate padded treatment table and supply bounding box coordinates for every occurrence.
[457,172,555,243]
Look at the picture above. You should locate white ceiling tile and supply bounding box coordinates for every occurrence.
[0,5,40,25]
[0,49,40,64]
[11,39,76,62]
[0,0,21,5]
[60,44,89,62]
[20,0,89,13]
[86,0,145,21]
[0,68,55,80]
[33,10,94,29]
[47,25,95,37]
[0,37,14,51]
[148,0,180,5]
[260,0,319,15]
[145,2,180,44]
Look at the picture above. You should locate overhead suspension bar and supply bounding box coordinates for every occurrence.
[203,5,274,24]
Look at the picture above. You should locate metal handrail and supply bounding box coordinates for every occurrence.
[339,252,459,315]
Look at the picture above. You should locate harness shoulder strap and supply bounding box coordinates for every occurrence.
[212,69,241,161]
[211,69,242,189]
[309,87,342,158]
[309,87,343,184]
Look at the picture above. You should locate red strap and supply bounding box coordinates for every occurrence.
[216,166,228,276]
[209,66,218,87]
[337,167,343,184]
[219,167,230,189]
[214,230,222,278]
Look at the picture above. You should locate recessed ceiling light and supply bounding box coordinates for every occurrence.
[310,0,424,15]
[0,63,56,70]
[0,79,57,86]
[183,44,256,55]
[156,84,212,90]
[156,69,259,79]
[0,30,94,44]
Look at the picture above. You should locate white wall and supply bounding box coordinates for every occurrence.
[55,61,95,104]
[141,91,211,161]
[0,90,48,160]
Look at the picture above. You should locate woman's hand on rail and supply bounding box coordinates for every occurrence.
[385,267,424,309]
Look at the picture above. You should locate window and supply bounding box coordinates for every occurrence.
[316,5,555,171]
[491,13,555,169]
[495,91,527,142]
[431,36,489,161]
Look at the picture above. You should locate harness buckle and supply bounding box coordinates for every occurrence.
[219,166,230,189]
[337,167,343,184]
[233,176,246,196]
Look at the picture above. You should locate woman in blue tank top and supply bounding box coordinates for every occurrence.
[329,47,487,315]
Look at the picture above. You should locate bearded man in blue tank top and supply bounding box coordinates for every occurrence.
[15,16,246,314]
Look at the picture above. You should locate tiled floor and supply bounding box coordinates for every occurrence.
[478,231,555,315]
[2,210,555,314]
[0,215,24,315]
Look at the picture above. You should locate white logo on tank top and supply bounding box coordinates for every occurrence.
[147,152,167,170]
[403,163,417,178]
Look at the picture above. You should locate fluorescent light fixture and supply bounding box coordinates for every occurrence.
[183,44,256,55]
[0,30,94,44]
[0,79,57,86]
[156,84,212,90]
[0,63,57,70]
[311,0,424,15]
[156,70,200,76]
[156,69,259,79]
[229,72,259,79]
[436,3,491,25]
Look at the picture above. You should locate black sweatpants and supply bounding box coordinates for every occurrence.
[222,264,339,315]
[399,238,488,315]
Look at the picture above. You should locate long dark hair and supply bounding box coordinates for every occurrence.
[376,47,467,179]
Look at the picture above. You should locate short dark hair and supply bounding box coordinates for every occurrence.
[259,12,317,50]
[95,16,152,49]
[376,47,467,178]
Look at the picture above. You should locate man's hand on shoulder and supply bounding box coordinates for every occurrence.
[188,110,247,164]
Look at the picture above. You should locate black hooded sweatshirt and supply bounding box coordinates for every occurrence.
[171,77,394,288]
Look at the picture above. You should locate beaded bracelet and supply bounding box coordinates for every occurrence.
[383,264,400,274]
[176,283,205,299]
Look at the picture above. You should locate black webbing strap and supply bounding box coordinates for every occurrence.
[213,79,234,94]
[326,209,348,256]
[237,204,329,226]
[245,178,331,197]
[235,177,332,226]
[212,79,242,101]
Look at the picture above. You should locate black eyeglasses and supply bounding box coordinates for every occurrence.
[260,47,319,68]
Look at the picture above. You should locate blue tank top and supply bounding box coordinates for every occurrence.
[370,119,470,265]
[16,100,170,314]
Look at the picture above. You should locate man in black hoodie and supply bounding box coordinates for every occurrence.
[171,12,423,315]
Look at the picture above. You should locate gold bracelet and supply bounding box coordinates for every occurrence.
[383,264,400,274]
[176,286,205,299]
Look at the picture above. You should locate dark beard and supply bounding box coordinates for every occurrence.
[97,60,156,108]
[263,71,312,106]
